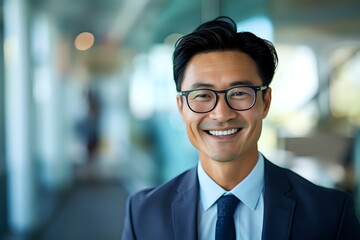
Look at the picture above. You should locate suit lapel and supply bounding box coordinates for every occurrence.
[172,167,199,240]
[262,159,296,240]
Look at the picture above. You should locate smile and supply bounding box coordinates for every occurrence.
[208,128,239,136]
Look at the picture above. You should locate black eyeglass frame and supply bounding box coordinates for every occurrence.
[177,85,268,113]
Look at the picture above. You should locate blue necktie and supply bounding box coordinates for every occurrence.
[215,194,240,240]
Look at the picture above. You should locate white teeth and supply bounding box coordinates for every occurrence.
[209,129,239,136]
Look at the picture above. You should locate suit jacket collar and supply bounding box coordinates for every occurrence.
[262,159,296,240]
[172,167,199,240]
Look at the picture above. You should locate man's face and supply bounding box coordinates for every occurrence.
[177,51,271,164]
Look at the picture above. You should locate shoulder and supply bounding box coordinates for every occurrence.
[129,167,198,208]
[122,167,199,239]
[125,167,198,235]
[264,158,354,208]
[264,159,360,238]
[282,162,346,197]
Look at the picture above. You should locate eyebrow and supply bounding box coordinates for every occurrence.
[189,80,255,89]
[229,80,255,87]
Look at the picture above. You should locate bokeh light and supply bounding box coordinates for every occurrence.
[74,32,95,51]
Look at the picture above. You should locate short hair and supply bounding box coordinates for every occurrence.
[173,16,278,91]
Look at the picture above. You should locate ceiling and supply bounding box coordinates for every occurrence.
[33,0,360,53]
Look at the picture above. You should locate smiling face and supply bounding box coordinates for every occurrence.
[177,51,271,166]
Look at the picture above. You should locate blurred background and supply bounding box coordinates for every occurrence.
[0,0,360,239]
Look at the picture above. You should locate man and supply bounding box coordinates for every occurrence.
[122,16,360,240]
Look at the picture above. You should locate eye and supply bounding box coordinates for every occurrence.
[230,90,252,99]
[233,91,247,96]
[189,90,213,101]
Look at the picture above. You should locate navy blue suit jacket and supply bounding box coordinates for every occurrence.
[121,159,360,239]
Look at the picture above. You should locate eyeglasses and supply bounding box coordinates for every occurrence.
[177,86,268,113]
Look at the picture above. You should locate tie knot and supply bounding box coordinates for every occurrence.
[217,194,239,217]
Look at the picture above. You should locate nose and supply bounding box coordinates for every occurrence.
[209,95,237,122]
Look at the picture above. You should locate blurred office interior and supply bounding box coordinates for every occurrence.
[0,0,360,239]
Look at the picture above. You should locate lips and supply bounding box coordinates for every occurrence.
[207,128,240,136]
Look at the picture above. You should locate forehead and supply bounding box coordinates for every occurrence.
[182,51,262,89]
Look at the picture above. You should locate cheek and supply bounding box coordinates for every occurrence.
[243,110,264,134]
[254,112,264,129]
[182,112,197,137]
[184,122,200,149]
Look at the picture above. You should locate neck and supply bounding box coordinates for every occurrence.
[199,152,258,191]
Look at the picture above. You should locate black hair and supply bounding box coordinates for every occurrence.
[173,16,278,91]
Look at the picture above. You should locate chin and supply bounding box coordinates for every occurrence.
[208,152,240,163]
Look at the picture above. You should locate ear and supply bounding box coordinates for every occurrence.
[176,95,185,120]
[262,87,272,119]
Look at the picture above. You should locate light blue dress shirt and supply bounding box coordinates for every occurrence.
[197,154,265,240]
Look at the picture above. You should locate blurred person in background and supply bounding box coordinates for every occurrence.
[121,16,360,240]
[75,88,102,180]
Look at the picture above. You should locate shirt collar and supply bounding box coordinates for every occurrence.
[197,153,265,211]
